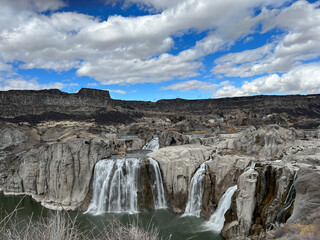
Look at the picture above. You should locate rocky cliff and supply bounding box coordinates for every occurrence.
[1,138,110,210]
[0,88,320,239]
[1,88,320,128]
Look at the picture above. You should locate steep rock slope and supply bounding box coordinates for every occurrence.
[1,138,110,210]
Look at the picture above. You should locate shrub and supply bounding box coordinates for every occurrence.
[0,209,167,240]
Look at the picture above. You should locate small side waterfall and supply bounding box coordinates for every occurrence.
[143,136,159,151]
[85,158,141,215]
[148,157,166,209]
[274,171,298,223]
[208,185,238,233]
[182,163,207,217]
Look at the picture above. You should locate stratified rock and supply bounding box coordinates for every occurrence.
[148,145,212,212]
[3,138,110,210]
[0,128,27,149]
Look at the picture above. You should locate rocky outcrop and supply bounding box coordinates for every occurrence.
[113,138,145,151]
[148,145,212,212]
[232,126,295,158]
[159,131,191,148]
[287,169,320,224]
[0,128,27,150]
[0,88,111,118]
[235,169,258,237]
[206,154,253,203]
[222,162,296,239]
[200,154,253,220]
[2,138,110,210]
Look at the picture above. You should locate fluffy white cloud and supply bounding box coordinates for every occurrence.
[1,0,65,13]
[212,0,320,78]
[0,0,319,98]
[0,78,65,91]
[0,0,281,85]
[214,63,320,98]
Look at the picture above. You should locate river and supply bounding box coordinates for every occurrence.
[0,192,223,240]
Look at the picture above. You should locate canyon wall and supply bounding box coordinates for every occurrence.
[1,89,320,127]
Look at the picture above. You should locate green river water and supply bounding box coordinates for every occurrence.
[0,192,223,240]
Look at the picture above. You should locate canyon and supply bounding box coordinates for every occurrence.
[0,88,320,239]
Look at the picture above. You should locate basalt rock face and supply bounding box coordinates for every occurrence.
[114,94,320,117]
[148,145,212,212]
[0,88,142,125]
[222,163,296,239]
[0,88,111,117]
[287,169,320,224]
[1,89,320,127]
[201,154,253,219]
[150,126,319,239]
[1,138,110,210]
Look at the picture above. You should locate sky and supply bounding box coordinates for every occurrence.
[0,0,319,101]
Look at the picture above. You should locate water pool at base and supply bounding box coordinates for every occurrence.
[0,193,224,240]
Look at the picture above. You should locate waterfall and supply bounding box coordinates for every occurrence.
[143,136,159,151]
[182,163,207,217]
[274,171,298,223]
[85,160,115,215]
[85,157,141,215]
[148,157,166,209]
[208,185,238,233]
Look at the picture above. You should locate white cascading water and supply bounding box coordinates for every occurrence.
[208,185,238,233]
[142,136,159,151]
[182,163,207,217]
[85,157,141,215]
[85,160,115,215]
[148,157,166,209]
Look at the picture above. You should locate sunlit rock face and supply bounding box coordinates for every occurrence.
[3,138,110,210]
[287,169,320,224]
[148,145,212,212]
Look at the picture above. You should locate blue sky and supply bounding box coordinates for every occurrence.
[0,0,319,100]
